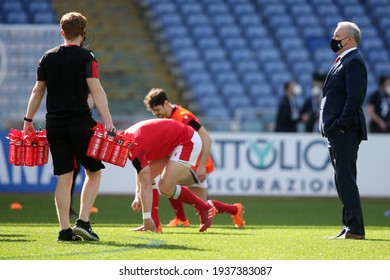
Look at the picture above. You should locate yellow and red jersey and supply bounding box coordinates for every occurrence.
[169,105,214,173]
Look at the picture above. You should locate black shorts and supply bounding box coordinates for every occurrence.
[46,120,105,175]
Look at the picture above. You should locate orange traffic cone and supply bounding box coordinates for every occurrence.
[10,202,23,210]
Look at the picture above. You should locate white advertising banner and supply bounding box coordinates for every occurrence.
[1,132,389,197]
[206,133,390,198]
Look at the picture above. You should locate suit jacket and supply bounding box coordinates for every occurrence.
[321,49,368,140]
[275,95,298,132]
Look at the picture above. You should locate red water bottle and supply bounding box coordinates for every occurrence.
[41,130,49,164]
[34,130,48,166]
[108,133,123,166]
[7,128,24,166]
[24,132,37,166]
[116,132,133,167]
[86,123,105,159]
[98,129,116,162]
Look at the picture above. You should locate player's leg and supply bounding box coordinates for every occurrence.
[166,170,198,227]
[208,200,245,228]
[159,163,215,231]
[47,126,81,241]
[69,121,104,241]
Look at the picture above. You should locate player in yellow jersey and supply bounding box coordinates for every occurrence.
[139,88,245,229]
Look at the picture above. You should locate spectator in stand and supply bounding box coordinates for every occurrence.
[366,76,390,133]
[300,72,326,132]
[275,80,302,132]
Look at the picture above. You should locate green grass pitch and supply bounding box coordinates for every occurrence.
[0,194,389,260]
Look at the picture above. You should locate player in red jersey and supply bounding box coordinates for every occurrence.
[126,118,216,232]
[141,88,245,228]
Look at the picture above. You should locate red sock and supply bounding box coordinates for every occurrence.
[152,188,160,226]
[168,198,187,221]
[210,200,238,215]
[173,185,209,212]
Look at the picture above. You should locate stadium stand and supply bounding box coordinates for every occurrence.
[139,0,390,131]
[1,0,390,131]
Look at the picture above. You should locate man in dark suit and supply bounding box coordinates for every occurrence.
[275,80,302,132]
[319,21,367,240]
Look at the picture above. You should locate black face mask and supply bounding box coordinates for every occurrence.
[330,36,349,53]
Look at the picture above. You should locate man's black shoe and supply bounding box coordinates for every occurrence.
[72,219,99,241]
[57,228,82,241]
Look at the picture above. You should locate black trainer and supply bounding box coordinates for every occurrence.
[72,219,99,241]
[57,228,82,242]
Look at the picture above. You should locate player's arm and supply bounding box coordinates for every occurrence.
[131,175,142,212]
[137,165,156,231]
[196,126,212,182]
[87,78,114,131]
[23,80,46,134]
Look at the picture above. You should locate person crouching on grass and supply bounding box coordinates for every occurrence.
[125,118,216,232]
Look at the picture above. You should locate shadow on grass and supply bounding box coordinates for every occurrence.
[0,234,32,243]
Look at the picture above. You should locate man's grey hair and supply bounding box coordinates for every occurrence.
[338,21,361,45]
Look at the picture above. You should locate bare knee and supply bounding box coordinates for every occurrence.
[158,179,174,197]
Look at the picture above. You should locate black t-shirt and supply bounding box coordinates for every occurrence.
[37,45,99,126]
[368,90,390,132]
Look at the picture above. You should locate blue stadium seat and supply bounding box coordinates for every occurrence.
[211,14,235,27]
[229,48,254,63]
[179,61,206,77]
[158,14,182,29]
[162,25,188,40]
[204,107,231,119]
[219,82,246,98]
[1,1,24,13]
[196,37,221,50]
[226,95,252,111]
[247,83,273,99]
[270,72,293,88]
[222,37,247,51]
[27,1,53,14]
[202,48,227,63]
[230,2,256,16]
[218,25,241,38]
[286,48,310,62]
[168,37,193,52]
[208,60,234,75]
[241,71,266,85]
[256,49,281,62]
[279,37,304,52]
[32,12,56,24]
[237,14,262,28]
[205,2,230,15]
[4,11,29,24]
[197,95,225,109]
[290,3,313,17]
[191,82,218,98]
[249,37,275,51]
[374,62,390,76]
[179,2,203,15]
[214,72,239,86]
[173,48,199,64]
[185,14,209,27]
[235,60,259,75]
[191,25,215,39]
[186,72,212,87]
[255,95,278,109]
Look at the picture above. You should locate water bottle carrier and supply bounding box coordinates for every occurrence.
[6,128,49,166]
[86,123,133,167]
